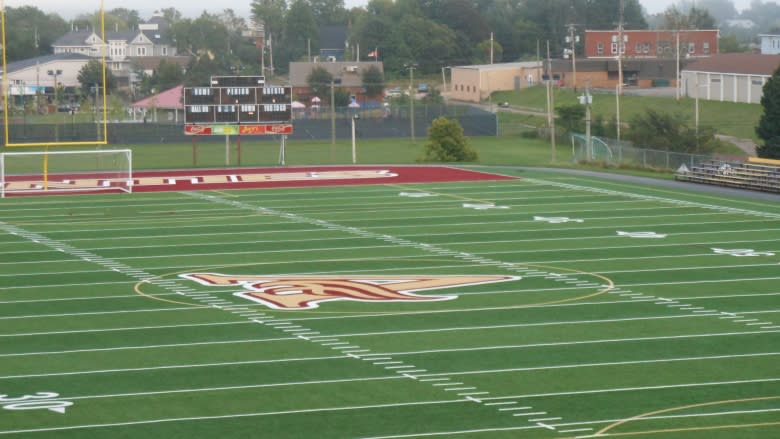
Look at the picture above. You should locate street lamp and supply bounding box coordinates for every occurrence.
[694,77,709,150]
[404,63,417,142]
[47,69,62,104]
[351,114,359,164]
[565,24,579,90]
[578,81,593,161]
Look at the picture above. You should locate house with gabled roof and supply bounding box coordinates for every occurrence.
[51,14,183,84]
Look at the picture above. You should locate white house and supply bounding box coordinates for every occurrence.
[759,34,780,55]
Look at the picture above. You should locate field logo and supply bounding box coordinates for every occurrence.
[180,273,519,310]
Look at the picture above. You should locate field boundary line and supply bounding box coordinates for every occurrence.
[524,177,780,220]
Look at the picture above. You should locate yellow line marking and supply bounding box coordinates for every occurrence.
[595,395,780,436]
[134,274,209,308]
[585,421,780,437]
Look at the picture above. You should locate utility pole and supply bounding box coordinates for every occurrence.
[546,41,556,163]
[405,63,417,142]
[583,80,592,161]
[566,23,578,90]
[617,0,625,96]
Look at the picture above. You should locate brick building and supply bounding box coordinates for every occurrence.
[584,29,719,59]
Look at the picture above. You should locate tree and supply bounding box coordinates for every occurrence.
[2,6,68,61]
[283,0,319,62]
[307,66,334,98]
[76,59,116,97]
[422,117,478,162]
[695,0,738,23]
[663,6,717,29]
[719,34,748,53]
[555,104,586,134]
[474,39,503,64]
[251,0,287,43]
[309,0,348,25]
[361,65,384,98]
[756,64,780,159]
[626,109,718,153]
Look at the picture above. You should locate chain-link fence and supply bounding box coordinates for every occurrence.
[571,133,715,171]
[1,103,497,146]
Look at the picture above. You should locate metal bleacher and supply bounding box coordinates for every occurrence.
[675,157,780,194]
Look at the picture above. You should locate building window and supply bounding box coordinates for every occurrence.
[752,79,763,85]
[643,42,650,53]
[611,42,618,54]
[635,42,642,53]
[688,42,695,54]
[138,47,146,56]
[162,47,168,56]
[703,42,710,54]
[597,42,604,55]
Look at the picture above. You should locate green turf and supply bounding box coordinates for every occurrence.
[0,169,778,438]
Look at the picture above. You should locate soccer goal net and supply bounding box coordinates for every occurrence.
[1,149,133,198]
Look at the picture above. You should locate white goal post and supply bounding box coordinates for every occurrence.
[1,149,133,198]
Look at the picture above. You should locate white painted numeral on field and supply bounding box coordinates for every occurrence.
[0,392,73,414]
[534,216,584,224]
[711,248,775,257]
[616,231,667,238]
[463,203,509,210]
[399,192,436,198]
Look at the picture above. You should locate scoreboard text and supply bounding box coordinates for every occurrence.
[184,76,292,126]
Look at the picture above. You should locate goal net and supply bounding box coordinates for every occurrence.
[1,149,132,198]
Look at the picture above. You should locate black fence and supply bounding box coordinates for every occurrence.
[1,104,497,146]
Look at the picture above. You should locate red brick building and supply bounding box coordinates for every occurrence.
[584,29,719,59]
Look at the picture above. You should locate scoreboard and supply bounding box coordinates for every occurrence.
[183,76,293,135]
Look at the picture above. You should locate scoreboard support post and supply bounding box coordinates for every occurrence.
[225,135,230,166]
[279,135,287,165]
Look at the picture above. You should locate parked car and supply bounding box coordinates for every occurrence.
[417,83,430,93]
[498,101,510,108]
[385,87,403,98]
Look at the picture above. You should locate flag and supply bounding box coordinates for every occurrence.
[368,49,378,58]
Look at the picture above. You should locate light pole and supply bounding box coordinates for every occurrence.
[330,78,337,146]
[351,114,359,164]
[404,63,417,142]
[565,24,579,90]
[579,81,593,161]
[441,66,451,93]
[694,77,708,151]
[47,69,62,105]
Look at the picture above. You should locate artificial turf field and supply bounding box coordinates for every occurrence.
[0,166,778,438]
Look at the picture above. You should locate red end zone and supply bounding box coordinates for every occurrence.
[3,166,516,196]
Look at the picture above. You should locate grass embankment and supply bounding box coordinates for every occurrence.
[493,86,763,143]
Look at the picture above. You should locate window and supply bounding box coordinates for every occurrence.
[752,79,763,85]
[703,42,710,54]
[137,47,147,56]
[161,47,168,56]
[643,42,651,53]
[635,42,642,53]
[597,42,604,55]
[688,42,695,54]
[611,42,618,54]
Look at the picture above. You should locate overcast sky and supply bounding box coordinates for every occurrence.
[1,0,770,21]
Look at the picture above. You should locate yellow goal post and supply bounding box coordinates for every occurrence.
[1,0,109,147]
